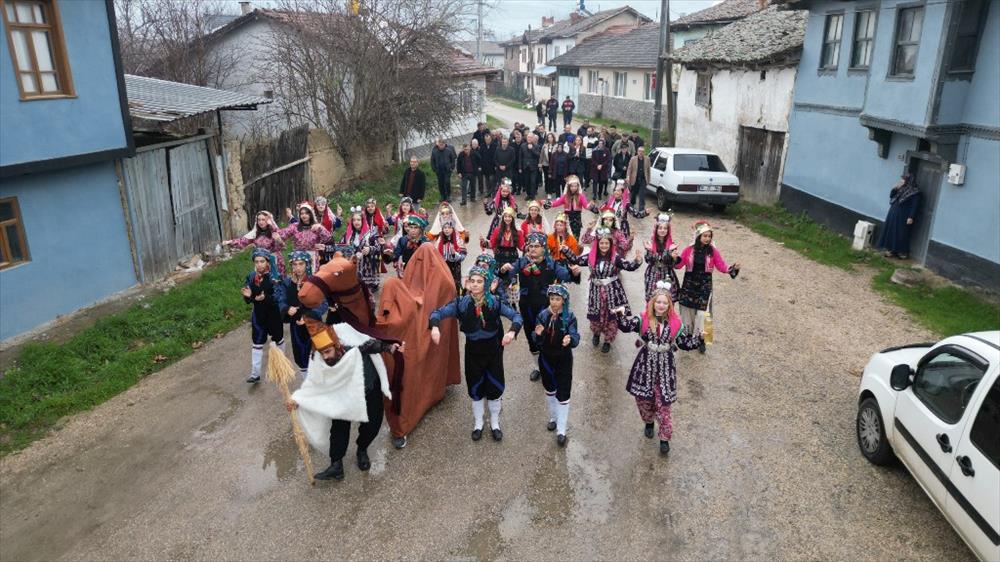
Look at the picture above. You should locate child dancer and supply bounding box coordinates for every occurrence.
[644,213,680,301]
[615,282,704,455]
[429,266,522,442]
[676,221,740,352]
[388,215,430,274]
[485,207,524,308]
[547,213,581,267]
[361,197,388,236]
[339,206,383,297]
[435,218,467,296]
[241,248,285,383]
[569,227,641,353]
[224,211,286,274]
[278,202,331,272]
[519,200,550,239]
[428,201,471,244]
[484,178,519,239]
[313,196,343,233]
[531,284,580,446]
[276,251,313,378]
[582,210,633,254]
[387,197,424,245]
[545,174,589,239]
[593,179,637,238]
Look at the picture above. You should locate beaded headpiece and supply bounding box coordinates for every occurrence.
[287,250,313,276]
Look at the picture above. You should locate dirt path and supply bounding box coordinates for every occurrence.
[0,200,969,561]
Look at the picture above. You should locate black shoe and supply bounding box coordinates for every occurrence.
[592,334,600,347]
[557,434,567,447]
[530,369,541,381]
[698,342,706,354]
[315,460,344,481]
[246,374,260,383]
[644,423,654,439]
[601,342,611,353]
[392,435,407,449]
[491,428,503,442]
[460,200,467,206]
[471,428,483,441]
[356,450,371,471]
[547,420,557,431]
[660,440,670,455]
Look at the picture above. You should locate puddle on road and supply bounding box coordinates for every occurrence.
[566,440,613,524]
[243,430,302,496]
[196,392,243,435]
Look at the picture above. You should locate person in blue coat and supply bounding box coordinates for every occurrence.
[429,266,522,442]
[877,174,921,259]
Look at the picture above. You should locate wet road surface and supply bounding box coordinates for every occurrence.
[0,200,973,561]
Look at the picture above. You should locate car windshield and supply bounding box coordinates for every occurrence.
[673,154,727,172]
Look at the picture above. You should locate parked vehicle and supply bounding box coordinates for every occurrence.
[646,148,740,211]
[856,332,999,561]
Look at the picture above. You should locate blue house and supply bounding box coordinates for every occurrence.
[779,0,999,289]
[0,0,137,341]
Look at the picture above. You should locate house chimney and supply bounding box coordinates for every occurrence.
[569,12,582,23]
[542,16,555,27]
[239,1,252,15]
[756,0,769,8]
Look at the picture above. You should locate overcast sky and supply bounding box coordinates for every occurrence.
[481,0,720,38]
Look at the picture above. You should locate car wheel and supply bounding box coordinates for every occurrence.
[711,203,727,213]
[857,397,894,466]
[656,188,670,211]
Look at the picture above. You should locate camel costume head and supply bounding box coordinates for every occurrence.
[298,255,375,364]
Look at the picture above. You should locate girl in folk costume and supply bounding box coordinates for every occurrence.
[614,282,704,456]
[485,207,524,308]
[545,174,589,239]
[241,248,285,383]
[428,201,470,244]
[387,197,425,244]
[224,211,286,274]
[276,251,314,378]
[483,178,519,240]
[643,213,681,301]
[430,266,522,442]
[361,197,388,236]
[519,200,550,240]
[435,219,468,296]
[592,179,638,239]
[582,209,634,255]
[339,207,383,296]
[278,202,331,272]
[388,215,430,275]
[568,227,642,353]
[313,196,343,233]
[530,284,580,447]
[547,213,581,267]
[676,220,740,352]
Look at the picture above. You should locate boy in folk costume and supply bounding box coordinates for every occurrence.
[676,220,740,352]
[582,209,634,255]
[567,227,642,353]
[519,200,550,239]
[644,213,680,301]
[435,218,467,296]
[279,201,331,272]
[499,232,579,375]
[530,284,580,446]
[276,251,314,378]
[429,266,522,441]
[547,212,581,267]
[339,206,383,297]
[544,174,589,239]
[242,248,286,383]
[614,282,704,455]
[224,211,286,274]
[388,214,430,274]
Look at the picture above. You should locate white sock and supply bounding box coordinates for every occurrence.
[487,399,502,430]
[299,367,308,380]
[472,399,485,431]
[556,401,570,435]
[545,393,558,422]
[251,346,263,377]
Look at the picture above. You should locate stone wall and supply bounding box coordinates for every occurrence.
[579,93,657,128]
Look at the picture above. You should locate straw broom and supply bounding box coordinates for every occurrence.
[267,343,316,486]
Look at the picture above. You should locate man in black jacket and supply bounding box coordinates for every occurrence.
[561,96,575,127]
[494,136,516,196]
[520,133,541,200]
[399,156,426,204]
[478,134,497,198]
[471,122,488,146]
[511,130,524,195]
[430,138,457,202]
[545,95,558,130]
[457,143,481,205]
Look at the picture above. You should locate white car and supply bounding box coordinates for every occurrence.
[646,148,740,212]
[856,332,999,561]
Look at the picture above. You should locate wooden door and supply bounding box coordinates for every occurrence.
[735,126,785,203]
[121,149,175,283]
[909,157,943,264]
[168,139,222,261]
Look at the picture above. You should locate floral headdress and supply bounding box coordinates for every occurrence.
[287,250,313,277]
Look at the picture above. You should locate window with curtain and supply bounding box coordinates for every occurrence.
[891,6,924,76]
[643,73,654,101]
[613,71,626,97]
[820,13,844,69]
[1,0,74,98]
[588,70,598,93]
[850,10,876,69]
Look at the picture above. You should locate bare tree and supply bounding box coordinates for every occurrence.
[261,0,478,162]
[114,0,242,88]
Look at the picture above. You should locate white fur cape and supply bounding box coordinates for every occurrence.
[292,323,392,457]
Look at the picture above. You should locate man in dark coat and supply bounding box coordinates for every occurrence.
[629,129,645,150]
[457,143,481,205]
[561,96,575,127]
[511,132,525,195]
[626,146,652,214]
[431,139,457,202]
[478,133,497,197]
[495,136,516,194]
[399,156,426,204]
[535,100,546,125]
[520,133,542,200]
[612,143,632,183]
[545,95,558,130]
[472,122,489,146]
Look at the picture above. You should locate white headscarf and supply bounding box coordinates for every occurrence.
[243,210,279,239]
[428,201,467,237]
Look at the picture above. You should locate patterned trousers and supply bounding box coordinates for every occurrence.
[589,319,619,342]
[635,383,673,440]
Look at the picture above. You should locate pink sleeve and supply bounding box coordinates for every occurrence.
[550,195,566,207]
[229,237,252,249]
[675,246,692,269]
[277,224,295,238]
[579,193,590,208]
[711,249,729,273]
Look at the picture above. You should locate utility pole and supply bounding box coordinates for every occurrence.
[476,0,483,63]
[651,0,674,147]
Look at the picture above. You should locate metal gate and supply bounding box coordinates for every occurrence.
[120,136,223,283]
[908,157,943,264]
[735,126,786,203]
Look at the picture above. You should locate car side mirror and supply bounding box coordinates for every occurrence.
[890,364,914,391]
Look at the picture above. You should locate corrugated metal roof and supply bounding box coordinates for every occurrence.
[125,74,271,122]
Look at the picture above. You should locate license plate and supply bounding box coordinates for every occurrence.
[698,185,721,192]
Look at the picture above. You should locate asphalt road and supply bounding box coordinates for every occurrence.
[0,198,973,561]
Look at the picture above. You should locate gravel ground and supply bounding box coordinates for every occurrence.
[0,198,971,561]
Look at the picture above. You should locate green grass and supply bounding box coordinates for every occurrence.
[486,113,507,131]
[490,96,530,111]
[0,161,438,457]
[726,202,1000,337]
